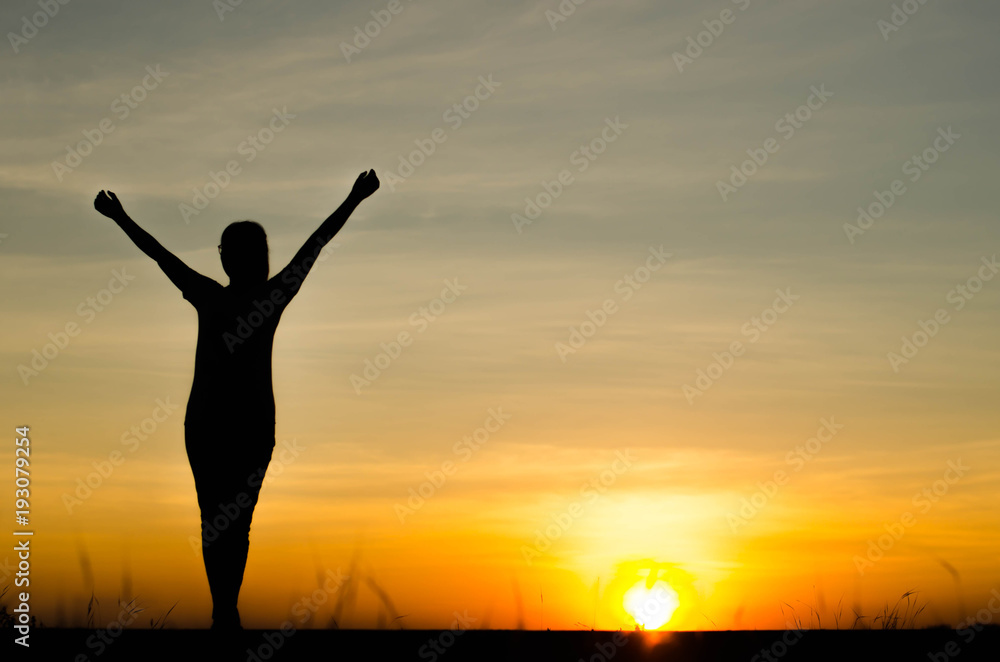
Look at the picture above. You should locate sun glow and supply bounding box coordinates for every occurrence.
[623,579,681,630]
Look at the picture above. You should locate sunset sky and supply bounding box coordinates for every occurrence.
[2,0,999,631]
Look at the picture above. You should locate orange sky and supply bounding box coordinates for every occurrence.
[3,0,1000,631]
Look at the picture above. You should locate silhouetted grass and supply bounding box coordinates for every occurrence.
[782,590,927,630]
[0,581,941,633]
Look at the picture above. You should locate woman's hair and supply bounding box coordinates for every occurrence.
[220,220,269,283]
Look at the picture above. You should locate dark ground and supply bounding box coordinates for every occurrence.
[19,627,1000,661]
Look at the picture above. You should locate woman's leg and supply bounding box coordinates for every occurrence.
[186,421,275,629]
[210,438,273,628]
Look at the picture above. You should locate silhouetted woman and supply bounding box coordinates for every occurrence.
[94,170,380,629]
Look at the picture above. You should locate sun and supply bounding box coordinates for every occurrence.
[623,579,681,630]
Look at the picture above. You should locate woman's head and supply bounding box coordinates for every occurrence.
[220,220,269,285]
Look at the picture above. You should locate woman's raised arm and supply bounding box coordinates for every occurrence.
[274,170,379,294]
[95,189,215,298]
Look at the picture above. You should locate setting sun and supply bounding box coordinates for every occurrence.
[623,580,681,630]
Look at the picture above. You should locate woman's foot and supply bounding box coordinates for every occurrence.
[210,609,243,631]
